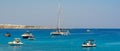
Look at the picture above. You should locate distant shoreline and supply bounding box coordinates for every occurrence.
[0,24,55,29]
[0,28,120,30]
[0,24,120,29]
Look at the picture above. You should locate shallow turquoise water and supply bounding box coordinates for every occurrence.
[0,29,120,51]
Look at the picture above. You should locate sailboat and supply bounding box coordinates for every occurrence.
[50,0,69,36]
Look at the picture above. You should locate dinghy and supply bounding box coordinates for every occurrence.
[8,38,23,46]
[82,40,96,47]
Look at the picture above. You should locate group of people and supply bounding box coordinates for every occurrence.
[13,38,20,43]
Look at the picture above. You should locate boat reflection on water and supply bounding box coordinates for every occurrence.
[9,45,22,48]
[50,34,62,38]
[82,47,96,51]
[8,45,22,51]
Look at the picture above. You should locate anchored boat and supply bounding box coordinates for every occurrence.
[21,31,34,39]
[50,0,70,36]
[21,31,30,38]
[82,40,96,47]
[8,38,23,46]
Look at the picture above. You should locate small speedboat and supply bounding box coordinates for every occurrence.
[8,38,23,46]
[21,31,35,39]
[82,40,96,47]
[21,33,30,39]
[21,31,31,39]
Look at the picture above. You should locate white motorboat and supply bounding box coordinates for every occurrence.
[21,32,30,39]
[21,31,34,39]
[82,40,96,47]
[8,38,23,46]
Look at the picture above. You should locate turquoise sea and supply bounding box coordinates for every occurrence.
[0,29,120,51]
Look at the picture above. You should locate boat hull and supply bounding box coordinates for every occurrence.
[22,36,29,39]
[82,46,96,47]
[21,33,34,39]
[9,44,23,46]
[82,44,96,47]
[8,42,23,46]
[50,31,69,36]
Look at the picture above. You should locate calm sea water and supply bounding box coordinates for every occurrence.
[0,29,120,51]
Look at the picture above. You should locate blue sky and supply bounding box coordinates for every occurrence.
[0,0,120,28]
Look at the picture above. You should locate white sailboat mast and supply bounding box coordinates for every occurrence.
[57,0,62,32]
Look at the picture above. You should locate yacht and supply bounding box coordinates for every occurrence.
[21,32,30,39]
[21,31,34,39]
